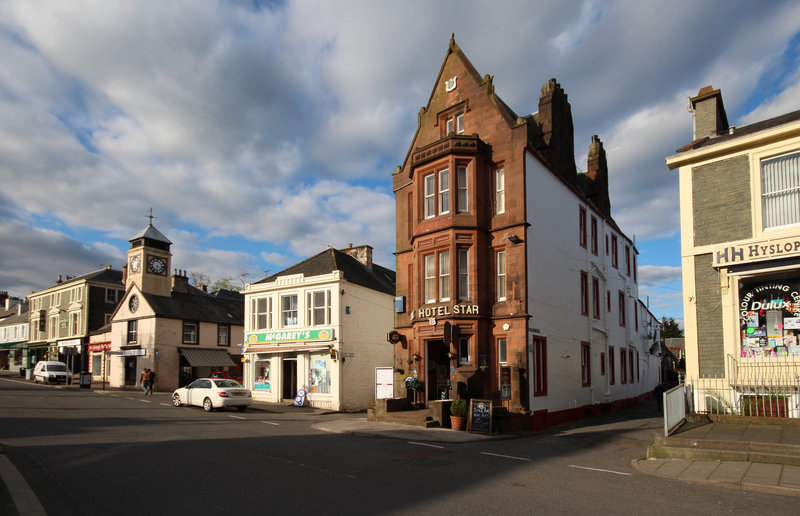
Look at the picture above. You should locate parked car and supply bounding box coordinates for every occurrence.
[172,378,252,412]
[209,370,244,385]
[32,361,70,384]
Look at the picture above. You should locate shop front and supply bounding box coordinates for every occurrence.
[244,328,336,409]
[738,276,800,358]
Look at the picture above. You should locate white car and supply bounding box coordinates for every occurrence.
[172,378,253,412]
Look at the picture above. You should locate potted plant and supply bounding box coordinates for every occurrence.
[450,398,468,430]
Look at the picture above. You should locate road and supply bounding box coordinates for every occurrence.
[1,377,798,515]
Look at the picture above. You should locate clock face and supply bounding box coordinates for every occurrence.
[148,257,166,275]
[129,295,139,313]
[130,256,141,273]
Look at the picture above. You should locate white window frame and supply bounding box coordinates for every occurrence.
[105,288,118,304]
[281,295,298,327]
[307,290,331,326]
[457,249,469,301]
[69,311,80,336]
[183,321,198,344]
[49,316,58,339]
[424,174,435,219]
[128,320,137,343]
[446,117,454,135]
[252,296,271,330]
[217,325,230,346]
[438,168,450,215]
[456,113,464,134]
[496,250,507,301]
[495,168,505,214]
[457,165,468,212]
[761,150,800,230]
[424,254,436,303]
[438,251,450,302]
[498,337,507,364]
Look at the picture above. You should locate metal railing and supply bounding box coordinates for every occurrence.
[685,354,800,419]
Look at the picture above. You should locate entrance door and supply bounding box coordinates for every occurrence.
[124,357,137,386]
[426,340,449,403]
[282,358,297,400]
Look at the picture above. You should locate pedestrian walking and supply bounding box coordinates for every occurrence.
[653,382,666,413]
[141,368,151,395]
[149,369,156,394]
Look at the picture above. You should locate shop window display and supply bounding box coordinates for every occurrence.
[255,360,271,391]
[739,279,800,357]
[309,354,331,394]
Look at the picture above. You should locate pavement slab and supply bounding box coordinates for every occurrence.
[743,462,783,486]
[780,465,800,488]
[653,459,691,478]
[708,461,750,484]
[678,460,720,481]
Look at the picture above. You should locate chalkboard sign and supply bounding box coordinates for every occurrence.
[468,399,492,434]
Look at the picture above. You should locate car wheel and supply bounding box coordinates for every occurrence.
[203,397,213,412]
[171,393,182,407]
[236,405,247,412]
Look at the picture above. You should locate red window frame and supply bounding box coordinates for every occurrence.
[533,336,547,397]
[590,216,598,255]
[625,246,631,277]
[592,277,600,319]
[579,206,587,248]
[629,348,634,383]
[618,290,626,327]
[600,352,606,376]
[609,347,615,385]
[611,234,618,268]
[581,341,591,387]
[580,271,589,316]
[621,349,627,384]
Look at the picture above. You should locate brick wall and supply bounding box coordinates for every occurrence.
[692,155,751,247]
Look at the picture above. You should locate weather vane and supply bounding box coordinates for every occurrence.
[147,207,156,225]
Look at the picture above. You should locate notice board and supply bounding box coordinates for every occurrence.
[468,399,492,433]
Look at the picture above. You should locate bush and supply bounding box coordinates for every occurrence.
[450,399,468,417]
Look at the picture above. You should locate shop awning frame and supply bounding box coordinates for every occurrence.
[178,347,237,367]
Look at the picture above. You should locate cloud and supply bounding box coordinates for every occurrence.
[1,0,800,324]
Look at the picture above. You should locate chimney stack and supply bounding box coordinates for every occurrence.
[342,244,373,268]
[537,78,577,185]
[690,86,729,140]
[582,135,611,216]
[171,269,190,294]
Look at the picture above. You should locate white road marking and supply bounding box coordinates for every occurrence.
[261,421,279,426]
[229,415,246,420]
[160,403,171,407]
[408,442,444,449]
[481,452,531,462]
[568,465,631,476]
[139,399,152,403]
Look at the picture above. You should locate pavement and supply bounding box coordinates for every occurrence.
[3,371,800,515]
[633,418,800,497]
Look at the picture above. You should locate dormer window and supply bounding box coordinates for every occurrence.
[441,108,466,137]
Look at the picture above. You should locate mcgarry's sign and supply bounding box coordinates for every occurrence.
[246,328,333,345]
[714,235,800,267]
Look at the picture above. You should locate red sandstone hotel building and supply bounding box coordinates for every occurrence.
[392,37,661,429]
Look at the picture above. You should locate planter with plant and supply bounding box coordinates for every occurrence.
[450,398,468,430]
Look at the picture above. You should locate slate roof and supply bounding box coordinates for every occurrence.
[0,309,29,327]
[141,285,243,325]
[129,223,172,244]
[676,108,800,153]
[255,248,396,296]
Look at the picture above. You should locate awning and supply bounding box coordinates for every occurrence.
[0,342,24,350]
[178,347,237,367]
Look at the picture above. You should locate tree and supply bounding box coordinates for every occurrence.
[211,276,240,292]
[188,272,211,287]
[661,317,684,339]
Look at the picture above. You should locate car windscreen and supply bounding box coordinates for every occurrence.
[214,379,242,388]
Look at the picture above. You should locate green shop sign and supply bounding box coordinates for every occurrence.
[246,328,333,345]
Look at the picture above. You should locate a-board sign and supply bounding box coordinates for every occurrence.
[468,399,492,433]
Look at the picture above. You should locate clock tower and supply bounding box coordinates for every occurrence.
[126,221,173,297]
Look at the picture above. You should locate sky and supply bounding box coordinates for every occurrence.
[2,0,800,325]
